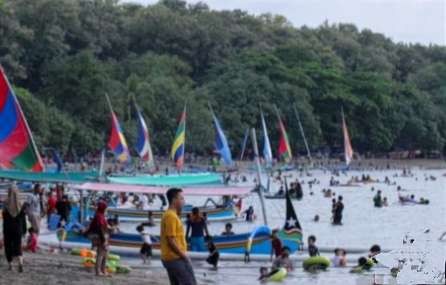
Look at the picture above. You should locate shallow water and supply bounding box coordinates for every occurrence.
[122,168,446,284]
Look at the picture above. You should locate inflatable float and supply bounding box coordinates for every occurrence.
[303,256,330,271]
[268,268,287,282]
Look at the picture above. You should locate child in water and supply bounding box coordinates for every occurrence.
[308,235,320,257]
[206,241,220,269]
[331,248,347,267]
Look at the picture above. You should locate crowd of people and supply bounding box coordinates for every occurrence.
[1,183,72,272]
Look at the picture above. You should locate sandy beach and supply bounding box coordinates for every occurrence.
[0,250,169,285]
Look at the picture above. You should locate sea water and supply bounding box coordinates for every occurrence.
[121,168,446,284]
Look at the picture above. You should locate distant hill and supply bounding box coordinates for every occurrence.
[1,0,445,157]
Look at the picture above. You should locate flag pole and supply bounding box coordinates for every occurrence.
[250,128,268,226]
[293,105,312,162]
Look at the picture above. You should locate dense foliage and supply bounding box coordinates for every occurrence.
[1,0,445,157]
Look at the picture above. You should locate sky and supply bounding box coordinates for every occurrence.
[123,0,445,46]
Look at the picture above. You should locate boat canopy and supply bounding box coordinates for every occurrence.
[0,170,98,183]
[73,182,252,196]
[107,172,222,186]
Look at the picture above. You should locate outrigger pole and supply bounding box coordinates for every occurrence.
[250,128,268,226]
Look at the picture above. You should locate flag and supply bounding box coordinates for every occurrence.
[0,67,44,171]
[171,105,186,170]
[211,109,232,166]
[280,178,302,243]
[342,109,354,166]
[260,111,273,164]
[276,109,292,162]
[108,111,130,163]
[51,149,63,173]
[135,106,153,165]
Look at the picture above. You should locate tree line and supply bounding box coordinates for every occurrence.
[1,0,445,158]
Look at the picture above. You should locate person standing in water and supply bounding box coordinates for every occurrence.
[160,188,197,285]
[186,207,209,252]
[332,196,344,225]
[373,190,383,207]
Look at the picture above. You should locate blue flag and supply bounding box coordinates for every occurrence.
[211,112,233,166]
[51,149,63,173]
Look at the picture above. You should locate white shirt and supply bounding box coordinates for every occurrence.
[141,231,152,245]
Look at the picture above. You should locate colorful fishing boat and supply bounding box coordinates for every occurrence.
[75,182,249,222]
[104,205,236,222]
[62,225,299,257]
[49,181,303,259]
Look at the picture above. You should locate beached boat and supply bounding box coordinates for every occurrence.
[104,205,236,222]
[75,182,250,222]
[63,225,300,257]
[44,181,303,259]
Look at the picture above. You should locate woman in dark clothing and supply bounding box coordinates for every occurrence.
[3,185,27,272]
[56,195,71,224]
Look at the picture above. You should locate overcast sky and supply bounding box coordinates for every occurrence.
[123,0,445,45]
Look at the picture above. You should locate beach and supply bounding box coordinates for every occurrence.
[1,159,445,284]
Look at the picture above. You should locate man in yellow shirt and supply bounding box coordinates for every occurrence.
[160,188,196,285]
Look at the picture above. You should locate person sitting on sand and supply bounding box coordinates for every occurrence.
[331,248,347,267]
[308,235,320,257]
[272,246,293,272]
[221,223,235,236]
[206,241,220,269]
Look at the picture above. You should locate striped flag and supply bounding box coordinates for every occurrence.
[108,111,130,163]
[171,105,186,170]
[135,106,153,165]
[275,108,292,162]
[0,67,44,171]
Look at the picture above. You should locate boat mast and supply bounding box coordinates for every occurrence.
[293,105,312,163]
[250,128,268,226]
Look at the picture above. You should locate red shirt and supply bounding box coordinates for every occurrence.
[47,196,57,214]
[27,233,38,253]
[272,237,283,257]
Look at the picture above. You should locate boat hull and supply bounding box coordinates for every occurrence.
[104,205,237,222]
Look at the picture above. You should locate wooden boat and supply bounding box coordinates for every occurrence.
[47,182,303,259]
[104,205,237,222]
[76,182,249,222]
